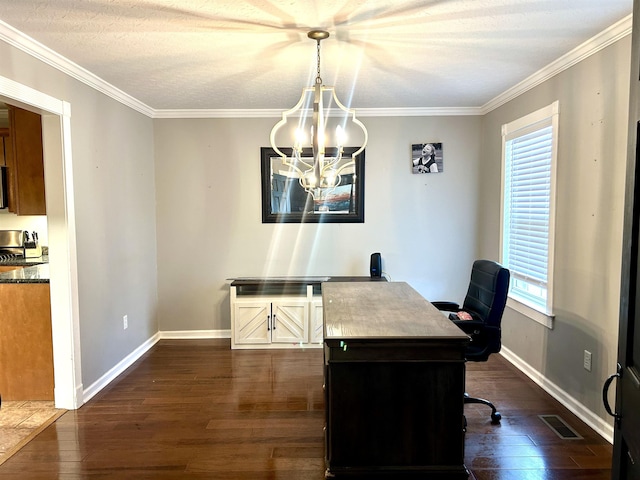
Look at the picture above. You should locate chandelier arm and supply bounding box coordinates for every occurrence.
[332,161,356,178]
[269,87,309,159]
[328,87,369,158]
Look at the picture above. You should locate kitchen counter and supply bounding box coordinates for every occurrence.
[0,262,49,283]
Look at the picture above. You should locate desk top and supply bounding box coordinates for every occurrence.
[322,281,469,341]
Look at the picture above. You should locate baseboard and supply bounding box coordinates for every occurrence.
[82,332,161,404]
[80,330,231,405]
[159,329,231,339]
[500,346,614,444]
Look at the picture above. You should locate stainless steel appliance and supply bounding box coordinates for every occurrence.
[0,229,25,261]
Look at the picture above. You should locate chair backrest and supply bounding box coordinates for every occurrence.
[459,260,510,361]
[462,260,510,328]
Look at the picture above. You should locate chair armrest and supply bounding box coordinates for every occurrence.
[431,301,460,311]
[452,319,484,331]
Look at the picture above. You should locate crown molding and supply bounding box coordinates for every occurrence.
[153,108,285,119]
[350,107,483,117]
[152,106,483,118]
[0,19,154,117]
[481,14,632,115]
[0,14,632,119]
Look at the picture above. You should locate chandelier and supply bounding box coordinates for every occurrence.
[269,30,368,199]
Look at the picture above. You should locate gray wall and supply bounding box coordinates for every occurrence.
[479,36,631,421]
[154,116,482,331]
[0,40,159,389]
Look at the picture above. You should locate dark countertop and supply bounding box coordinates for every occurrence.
[229,275,386,296]
[229,275,386,286]
[0,255,50,283]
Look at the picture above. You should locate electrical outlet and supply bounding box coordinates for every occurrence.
[123,315,128,330]
[583,350,592,372]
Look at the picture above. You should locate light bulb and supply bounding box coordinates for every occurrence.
[335,125,346,147]
[295,128,306,150]
[325,174,336,187]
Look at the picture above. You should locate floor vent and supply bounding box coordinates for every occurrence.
[539,415,583,440]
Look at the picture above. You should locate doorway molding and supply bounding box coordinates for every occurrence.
[0,74,82,409]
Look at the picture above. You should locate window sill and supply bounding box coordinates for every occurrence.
[506,297,554,329]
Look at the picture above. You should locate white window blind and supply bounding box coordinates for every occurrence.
[501,102,558,318]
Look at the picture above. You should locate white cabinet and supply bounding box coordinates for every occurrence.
[230,282,321,349]
[232,298,309,347]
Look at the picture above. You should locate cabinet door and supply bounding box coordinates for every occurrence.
[0,283,54,400]
[8,106,46,215]
[311,299,324,344]
[271,300,308,344]
[233,302,271,345]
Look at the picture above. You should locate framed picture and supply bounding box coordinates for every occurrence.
[412,143,443,173]
[260,147,365,223]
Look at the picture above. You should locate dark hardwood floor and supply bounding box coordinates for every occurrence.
[0,339,612,479]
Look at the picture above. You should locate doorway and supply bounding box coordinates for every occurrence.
[0,75,82,410]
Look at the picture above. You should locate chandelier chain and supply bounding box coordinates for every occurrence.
[316,40,322,85]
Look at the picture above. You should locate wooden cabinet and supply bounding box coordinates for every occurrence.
[0,282,54,400]
[2,106,46,215]
[232,298,308,346]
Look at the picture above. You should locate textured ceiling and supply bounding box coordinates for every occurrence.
[0,0,633,111]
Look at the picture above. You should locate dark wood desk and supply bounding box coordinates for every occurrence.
[322,282,470,479]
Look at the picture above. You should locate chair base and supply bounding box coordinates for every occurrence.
[464,393,501,423]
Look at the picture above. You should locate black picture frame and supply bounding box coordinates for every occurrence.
[261,146,365,224]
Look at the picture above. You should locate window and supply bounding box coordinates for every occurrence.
[501,101,558,327]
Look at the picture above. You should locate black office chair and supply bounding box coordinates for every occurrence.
[432,259,510,424]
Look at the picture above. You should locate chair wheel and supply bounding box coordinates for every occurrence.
[491,411,501,423]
